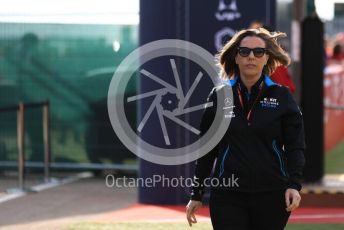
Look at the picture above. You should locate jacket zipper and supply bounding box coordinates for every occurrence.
[219,145,230,177]
[272,140,287,177]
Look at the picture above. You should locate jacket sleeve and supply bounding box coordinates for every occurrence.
[190,88,220,201]
[281,88,306,191]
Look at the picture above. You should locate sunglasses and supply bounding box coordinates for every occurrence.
[237,47,267,58]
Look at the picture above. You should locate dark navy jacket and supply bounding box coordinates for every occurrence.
[191,75,306,201]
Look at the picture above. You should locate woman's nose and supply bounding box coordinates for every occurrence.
[248,51,255,58]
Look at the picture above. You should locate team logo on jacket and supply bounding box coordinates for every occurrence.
[260,97,279,108]
[223,97,235,118]
[224,111,236,118]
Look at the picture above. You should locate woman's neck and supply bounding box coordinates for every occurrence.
[240,74,261,93]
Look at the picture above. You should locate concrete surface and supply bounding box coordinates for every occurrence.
[0,175,137,230]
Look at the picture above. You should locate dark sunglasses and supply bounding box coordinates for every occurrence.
[237,47,267,58]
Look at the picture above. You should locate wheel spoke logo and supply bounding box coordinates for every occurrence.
[127,58,213,146]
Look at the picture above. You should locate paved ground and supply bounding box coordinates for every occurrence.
[93,204,344,224]
[1,173,344,230]
[0,171,43,197]
[0,175,137,230]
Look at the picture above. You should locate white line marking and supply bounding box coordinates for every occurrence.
[0,172,93,204]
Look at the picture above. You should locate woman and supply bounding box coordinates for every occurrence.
[186,28,305,230]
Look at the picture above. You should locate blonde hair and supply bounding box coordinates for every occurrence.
[217,28,291,79]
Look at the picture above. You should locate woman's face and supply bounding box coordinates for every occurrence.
[235,36,269,78]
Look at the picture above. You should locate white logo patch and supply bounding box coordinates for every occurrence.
[224,111,236,119]
[260,97,279,108]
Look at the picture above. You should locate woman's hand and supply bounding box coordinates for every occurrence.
[186,200,202,227]
[285,188,301,212]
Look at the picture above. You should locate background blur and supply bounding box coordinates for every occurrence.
[0,0,343,174]
[0,0,344,229]
[0,0,138,170]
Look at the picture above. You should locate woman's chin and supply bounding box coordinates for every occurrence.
[242,71,261,78]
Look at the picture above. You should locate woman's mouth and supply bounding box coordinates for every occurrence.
[246,64,256,68]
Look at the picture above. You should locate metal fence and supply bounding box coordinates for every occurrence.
[0,101,50,190]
